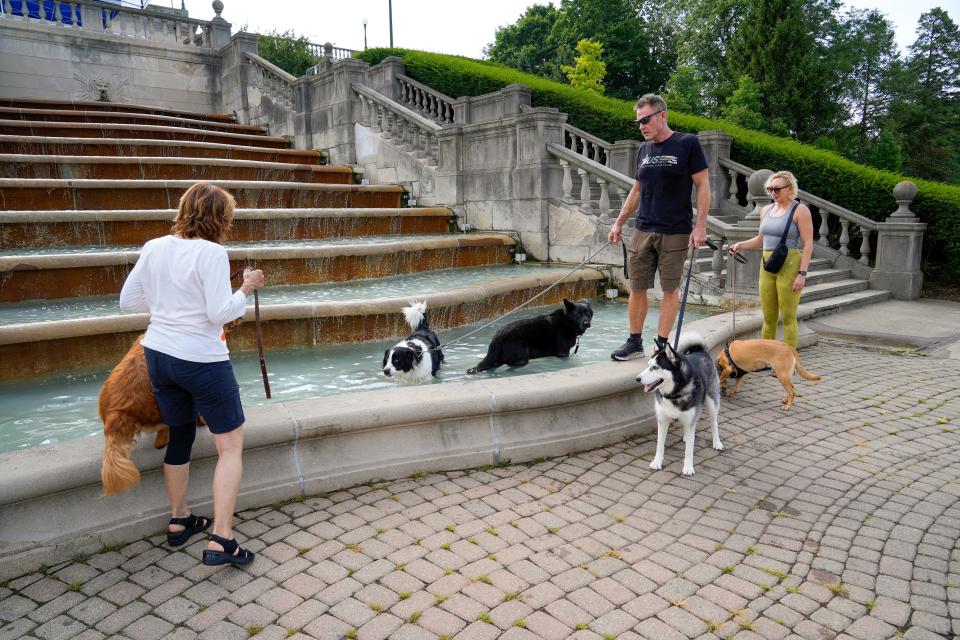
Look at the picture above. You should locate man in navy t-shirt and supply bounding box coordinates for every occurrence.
[607,94,710,360]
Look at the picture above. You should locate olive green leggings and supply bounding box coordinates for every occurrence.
[759,249,802,347]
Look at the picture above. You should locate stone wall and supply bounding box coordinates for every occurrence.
[0,11,224,113]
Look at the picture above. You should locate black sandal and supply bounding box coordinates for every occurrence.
[202,534,255,566]
[167,514,211,547]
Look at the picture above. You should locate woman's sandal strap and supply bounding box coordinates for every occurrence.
[166,514,211,546]
[203,535,255,566]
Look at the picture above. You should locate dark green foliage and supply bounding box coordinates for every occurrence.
[484,4,561,80]
[257,30,320,78]
[355,46,960,277]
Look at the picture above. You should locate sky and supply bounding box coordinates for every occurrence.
[177,0,957,59]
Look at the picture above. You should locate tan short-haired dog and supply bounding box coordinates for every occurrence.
[715,339,821,411]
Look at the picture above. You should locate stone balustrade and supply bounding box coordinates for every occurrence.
[353,83,441,166]
[307,41,357,61]
[244,51,296,111]
[546,141,629,223]
[0,0,217,48]
[395,74,456,125]
[562,123,611,168]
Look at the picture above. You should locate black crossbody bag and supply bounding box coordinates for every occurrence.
[763,200,799,274]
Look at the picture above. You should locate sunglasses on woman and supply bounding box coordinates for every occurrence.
[766,185,788,194]
[636,109,664,126]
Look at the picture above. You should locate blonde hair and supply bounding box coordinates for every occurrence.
[765,170,799,200]
[171,182,235,243]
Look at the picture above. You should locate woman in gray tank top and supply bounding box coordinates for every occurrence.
[728,171,814,347]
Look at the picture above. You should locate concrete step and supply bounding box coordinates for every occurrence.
[0,135,322,164]
[798,278,869,302]
[0,107,265,135]
[0,208,454,249]
[0,97,236,123]
[798,288,892,316]
[0,266,604,381]
[0,155,352,183]
[0,120,291,149]
[0,179,403,211]
[0,233,517,303]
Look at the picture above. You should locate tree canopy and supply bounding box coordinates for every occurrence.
[483,0,960,185]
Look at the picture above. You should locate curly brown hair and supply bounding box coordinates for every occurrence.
[171,182,235,243]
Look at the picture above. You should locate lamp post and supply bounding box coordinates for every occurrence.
[388,0,393,47]
[362,18,368,50]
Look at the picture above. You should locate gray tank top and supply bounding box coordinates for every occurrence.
[760,203,802,250]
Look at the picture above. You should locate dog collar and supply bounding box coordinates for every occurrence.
[724,344,750,378]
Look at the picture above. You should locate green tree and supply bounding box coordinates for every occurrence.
[839,9,899,163]
[484,4,561,80]
[720,75,770,132]
[663,65,705,115]
[561,39,607,93]
[895,8,960,183]
[728,0,849,141]
[547,0,658,100]
[257,29,319,78]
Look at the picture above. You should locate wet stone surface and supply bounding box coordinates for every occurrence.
[2,341,959,639]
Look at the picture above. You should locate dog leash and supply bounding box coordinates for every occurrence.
[672,238,747,351]
[230,266,271,399]
[433,240,615,351]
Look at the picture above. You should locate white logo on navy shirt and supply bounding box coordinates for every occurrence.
[639,155,679,167]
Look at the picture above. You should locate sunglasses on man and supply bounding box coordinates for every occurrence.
[636,109,665,126]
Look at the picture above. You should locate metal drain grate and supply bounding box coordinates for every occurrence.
[913,332,960,354]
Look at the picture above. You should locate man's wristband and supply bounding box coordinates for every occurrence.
[797,270,807,276]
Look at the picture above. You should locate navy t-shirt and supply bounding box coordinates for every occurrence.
[634,132,708,235]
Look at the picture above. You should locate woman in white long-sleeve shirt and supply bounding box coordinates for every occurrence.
[120,182,264,566]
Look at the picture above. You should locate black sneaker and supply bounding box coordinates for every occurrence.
[611,337,644,361]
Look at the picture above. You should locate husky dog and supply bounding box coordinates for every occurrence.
[635,333,723,476]
[467,299,593,374]
[382,301,443,384]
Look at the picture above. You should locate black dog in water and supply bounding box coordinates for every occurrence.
[467,299,593,374]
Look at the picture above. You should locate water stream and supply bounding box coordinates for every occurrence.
[0,300,707,453]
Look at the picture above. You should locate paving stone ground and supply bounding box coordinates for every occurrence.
[2,340,959,640]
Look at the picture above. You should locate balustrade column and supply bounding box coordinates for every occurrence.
[560,160,573,201]
[578,168,593,214]
[838,220,850,256]
[859,229,872,266]
[818,214,830,247]
[727,169,740,205]
[597,178,610,220]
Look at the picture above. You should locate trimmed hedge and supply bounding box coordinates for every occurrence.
[356,47,960,278]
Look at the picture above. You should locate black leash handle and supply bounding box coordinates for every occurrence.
[231,266,271,399]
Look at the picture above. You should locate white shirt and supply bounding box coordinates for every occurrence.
[119,235,248,362]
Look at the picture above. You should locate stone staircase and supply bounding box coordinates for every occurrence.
[0,100,603,382]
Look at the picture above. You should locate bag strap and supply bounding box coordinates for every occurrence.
[776,200,800,247]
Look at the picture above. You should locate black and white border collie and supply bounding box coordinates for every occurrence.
[382,301,444,384]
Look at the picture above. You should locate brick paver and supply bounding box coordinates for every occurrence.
[2,342,959,638]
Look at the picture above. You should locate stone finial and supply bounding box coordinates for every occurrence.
[889,180,919,220]
[324,42,334,58]
[212,0,223,18]
[744,168,773,222]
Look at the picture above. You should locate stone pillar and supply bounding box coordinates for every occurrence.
[724,169,770,298]
[452,97,470,124]
[364,56,405,98]
[608,140,640,179]
[511,107,568,260]
[209,0,232,51]
[218,31,259,122]
[869,181,927,300]
[697,130,732,218]
[500,84,532,117]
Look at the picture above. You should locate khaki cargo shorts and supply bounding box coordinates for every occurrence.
[627,230,689,292]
